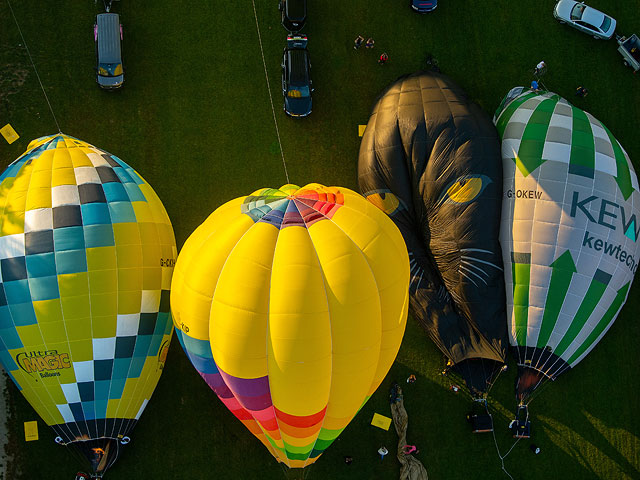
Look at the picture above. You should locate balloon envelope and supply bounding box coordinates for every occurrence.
[495,89,639,401]
[358,71,507,397]
[171,183,409,468]
[0,134,176,475]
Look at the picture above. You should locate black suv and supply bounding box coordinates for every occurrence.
[279,0,307,32]
[281,35,312,117]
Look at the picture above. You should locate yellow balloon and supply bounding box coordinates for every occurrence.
[171,184,409,468]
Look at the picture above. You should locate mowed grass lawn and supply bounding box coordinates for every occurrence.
[1,1,639,479]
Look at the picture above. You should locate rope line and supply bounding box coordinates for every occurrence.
[487,401,521,480]
[250,0,290,184]
[6,0,62,133]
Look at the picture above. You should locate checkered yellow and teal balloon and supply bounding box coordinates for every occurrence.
[0,134,176,476]
[171,184,409,468]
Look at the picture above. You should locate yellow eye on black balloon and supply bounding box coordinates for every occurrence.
[438,175,491,206]
[364,190,404,215]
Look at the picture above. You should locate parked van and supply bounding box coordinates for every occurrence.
[94,13,123,89]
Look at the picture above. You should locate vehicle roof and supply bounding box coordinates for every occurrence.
[285,0,306,19]
[286,49,309,84]
[582,7,606,27]
[97,13,121,63]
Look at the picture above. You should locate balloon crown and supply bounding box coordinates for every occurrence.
[241,184,345,229]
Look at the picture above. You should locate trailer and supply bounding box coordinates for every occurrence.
[617,34,640,73]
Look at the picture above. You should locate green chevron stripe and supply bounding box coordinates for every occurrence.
[511,252,531,346]
[495,91,539,137]
[554,269,612,357]
[567,282,630,365]
[537,251,577,348]
[514,97,559,177]
[602,124,634,200]
[568,107,595,179]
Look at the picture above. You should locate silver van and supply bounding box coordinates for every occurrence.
[94,13,123,89]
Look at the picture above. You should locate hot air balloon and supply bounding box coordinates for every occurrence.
[0,134,176,476]
[358,71,508,400]
[170,183,409,468]
[495,88,639,427]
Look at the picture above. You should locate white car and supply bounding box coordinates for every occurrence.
[553,0,616,40]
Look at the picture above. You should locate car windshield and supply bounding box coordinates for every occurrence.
[600,16,611,31]
[98,63,123,77]
[287,86,310,98]
[570,3,585,20]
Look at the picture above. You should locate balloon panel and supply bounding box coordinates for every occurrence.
[172,184,409,468]
[357,71,507,395]
[0,135,176,446]
[496,92,639,379]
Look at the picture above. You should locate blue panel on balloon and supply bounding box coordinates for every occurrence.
[124,184,145,202]
[112,358,131,379]
[0,327,22,350]
[132,335,152,358]
[0,306,13,330]
[148,334,163,357]
[188,351,217,375]
[54,227,86,252]
[28,276,60,301]
[95,399,108,419]
[0,349,19,370]
[102,183,129,203]
[109,378,126,399]
[94,380,111,401]
[8,302,37,327]
[81,203,111,226]
[83,224,115,249]
[26,253,57,278]
[182,333,213,358]
[82,401,96,420]
[3,280,31,304]
[128,357,145,378]
[108,202,136,224]
[55,250,88,274]
[113,167,134,184]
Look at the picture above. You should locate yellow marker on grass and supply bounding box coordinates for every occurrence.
[24,421,38,441]
[0,124,19,144]
[371,413,392,431]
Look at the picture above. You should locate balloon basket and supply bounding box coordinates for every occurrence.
[282,467,308,480]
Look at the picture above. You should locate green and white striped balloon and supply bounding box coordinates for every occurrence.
[495,89,639,401]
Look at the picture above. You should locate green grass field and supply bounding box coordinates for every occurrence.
[1,1,639,479]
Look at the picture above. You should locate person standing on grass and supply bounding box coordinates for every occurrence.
[378,52,389,65]
[403,445,419,455]
[576,86,588,97]
[378,446,389,459]
[354,35,365,49]
[365,37,375,48]
[534,60,546,76]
